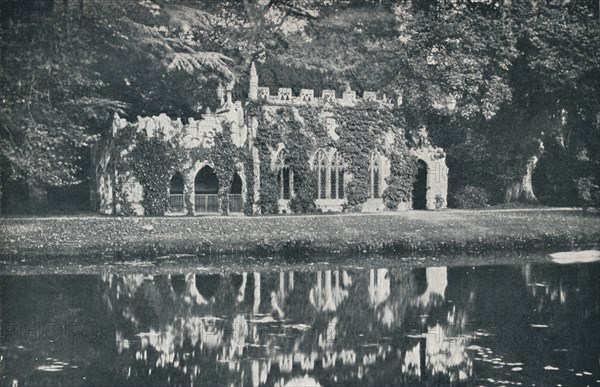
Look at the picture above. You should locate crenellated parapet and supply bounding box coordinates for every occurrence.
[253,86,398,107]
[248,61,399,108]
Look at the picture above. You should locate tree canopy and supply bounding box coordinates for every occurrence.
[1,0,598,210]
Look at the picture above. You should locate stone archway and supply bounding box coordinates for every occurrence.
[194,166,219,213]
[229,172,244,212]
[412,160,428,210]
[168,173,185,213]
[411,147,448,210]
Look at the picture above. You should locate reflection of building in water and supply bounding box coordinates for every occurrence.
[402,309,471,383]
[368,268,390,306]
[309,270,349,311]
[102,267,474,386]
[417,266,448,307]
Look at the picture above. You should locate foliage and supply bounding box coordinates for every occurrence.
[435,194,445,210]
[383,147,418,210]
[335,103,417,209]
[211,123,239,214]
[449,186,490,209]
[2,0,598,212]
[129,133,180,216]
[575,177,600,211]
[0,0,236,194]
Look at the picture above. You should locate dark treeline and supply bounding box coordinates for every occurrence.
[0,0,598,213]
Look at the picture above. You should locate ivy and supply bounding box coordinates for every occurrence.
[130,132,180,216]
[334,103,404,209]
[383,148,418,210]
[246,102,418,213]
[242,152,255,215]
[254,107,283,214]
[212,122,239,214]
[108,99,419,216]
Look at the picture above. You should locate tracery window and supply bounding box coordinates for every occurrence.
[314,149,328,199]
[330,151,345,199]
[275,149,293,200]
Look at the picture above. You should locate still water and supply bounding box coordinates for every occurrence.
[1,257,599,386]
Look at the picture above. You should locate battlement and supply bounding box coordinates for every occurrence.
[254,86,398,107]
[248,62,399,108]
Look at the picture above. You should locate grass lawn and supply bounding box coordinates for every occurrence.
[0,209,598,264]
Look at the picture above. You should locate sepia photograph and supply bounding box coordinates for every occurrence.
[0,0,599,385]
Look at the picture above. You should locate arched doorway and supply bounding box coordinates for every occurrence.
[194,166,219,213]
[168,173,185,213]
[413,160,428,210]
[229,172,243,213]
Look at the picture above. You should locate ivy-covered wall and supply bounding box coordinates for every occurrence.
[245,100,432,214]
[97,105,250,216]
[95,88,448,216]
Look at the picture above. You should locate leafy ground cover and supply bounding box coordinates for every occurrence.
[0,209,598,265]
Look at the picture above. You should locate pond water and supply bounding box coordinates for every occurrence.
[1,256,599,386]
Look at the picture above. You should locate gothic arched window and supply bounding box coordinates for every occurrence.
[313,149,328,199]
[275,150,293,200]
[330,151,345,199]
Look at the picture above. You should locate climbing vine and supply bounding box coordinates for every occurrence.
[246,102,418,213]
[383,146,418,210]
[109,118,248,216]
[107,99,420,216]
[212,122,240,214]
[129,133,181,216]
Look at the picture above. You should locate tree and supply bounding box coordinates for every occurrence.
[0,0,236,212]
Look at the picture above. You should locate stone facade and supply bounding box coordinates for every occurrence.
[95,64,448,215]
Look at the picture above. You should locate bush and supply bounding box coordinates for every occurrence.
[575,177,600,211]
[435,194,445,209]
[289,190,317,214]
[449,186,489,209]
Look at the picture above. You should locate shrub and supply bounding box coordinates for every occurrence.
[435,194,445,209]
[289,190,317,214]
[449,186,489,209]
[575,177,600,211]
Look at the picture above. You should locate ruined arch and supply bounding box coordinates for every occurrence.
[194,165,219,213]
[411,148,448,210]
[229,171,244,212]
[168,172,185,213]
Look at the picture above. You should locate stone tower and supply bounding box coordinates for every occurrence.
[249,61,258,100]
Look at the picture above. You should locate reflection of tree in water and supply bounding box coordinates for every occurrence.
[520,263,600,375]
[101,266,476,386]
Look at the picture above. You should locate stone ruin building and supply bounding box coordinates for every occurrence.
[94,63,448,215]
